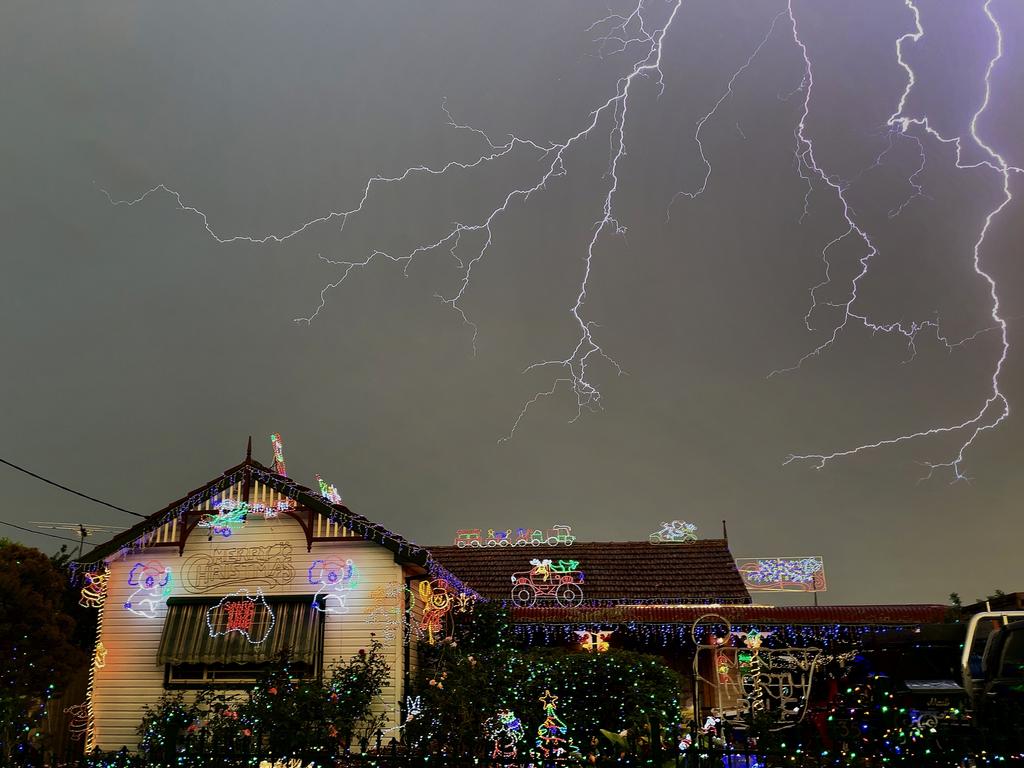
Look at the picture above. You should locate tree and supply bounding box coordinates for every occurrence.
[0,541,87,761]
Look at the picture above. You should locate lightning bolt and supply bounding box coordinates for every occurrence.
[103,1,1016,476]
[105,0,689,441]
[667,9,787,212]
[781,0,1018,480]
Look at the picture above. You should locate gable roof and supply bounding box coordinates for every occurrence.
[428,540,751,606]
[73,454,475,594]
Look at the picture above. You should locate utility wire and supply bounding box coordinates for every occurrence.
[0,519,84,544]
[0,457,146,518]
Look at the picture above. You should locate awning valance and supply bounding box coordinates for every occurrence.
[157,596,323,665]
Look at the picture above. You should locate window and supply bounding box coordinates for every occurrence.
[158,596,324,689]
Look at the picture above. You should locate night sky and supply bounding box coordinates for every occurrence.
[2,0,1021,606]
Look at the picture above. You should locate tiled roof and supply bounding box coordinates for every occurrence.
[428,540,751,605]
[511,603,950,626]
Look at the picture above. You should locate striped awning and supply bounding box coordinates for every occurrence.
[157,597,323,665]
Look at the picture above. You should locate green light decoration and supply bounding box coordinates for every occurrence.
[270,432,287,476]
[197,499,249,538]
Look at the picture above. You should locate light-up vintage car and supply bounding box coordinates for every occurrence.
[510,558,584,608]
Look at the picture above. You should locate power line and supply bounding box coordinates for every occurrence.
[0,519,84,544]
[0,457,146,518]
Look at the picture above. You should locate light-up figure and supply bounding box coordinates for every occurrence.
[418,578,454,644]
[487,709,525,761]
[124,561,172,618]
[308,558,359,613]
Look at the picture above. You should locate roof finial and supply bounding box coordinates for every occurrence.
[722,519,728,542]
[246,435,252,462]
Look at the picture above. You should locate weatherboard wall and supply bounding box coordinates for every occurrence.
[91,481,407,752]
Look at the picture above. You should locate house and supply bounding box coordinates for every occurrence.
[72,444,470,753]
[72,444,951,751]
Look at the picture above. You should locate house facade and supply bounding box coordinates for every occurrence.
[74,449,461,753]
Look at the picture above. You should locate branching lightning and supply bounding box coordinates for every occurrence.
[104,0,1017,478]
[780,0,1018,480]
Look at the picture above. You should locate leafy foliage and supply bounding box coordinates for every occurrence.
[409,606,682,760]
[135,641,391,763]
[0,541,87,760]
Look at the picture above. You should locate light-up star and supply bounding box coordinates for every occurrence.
[539,689,559,710]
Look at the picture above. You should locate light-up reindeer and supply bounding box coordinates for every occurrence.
[418,578,454,644]
[124,561,173,618]
[308,558,359,613]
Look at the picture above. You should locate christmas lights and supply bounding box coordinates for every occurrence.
[648,520,698,543]
[736,556,827,593]
[418,578,455,644]
[65,702,89,741]
[79,568,109,608]
[197,499,249,538]
[535,689,580,763]
[315,473,342,504]
[366,583,412,643]
[510,558,585,608]
[486,708,525,761]
[270,433,288,476]
[124,560,173,618]
[308,557,359,613]
[79,565,109,752]
[207,588,276,644]
[455,591,476,613]
[454,524,576,547]
[576,629,613,652]
[249,498,295,519]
